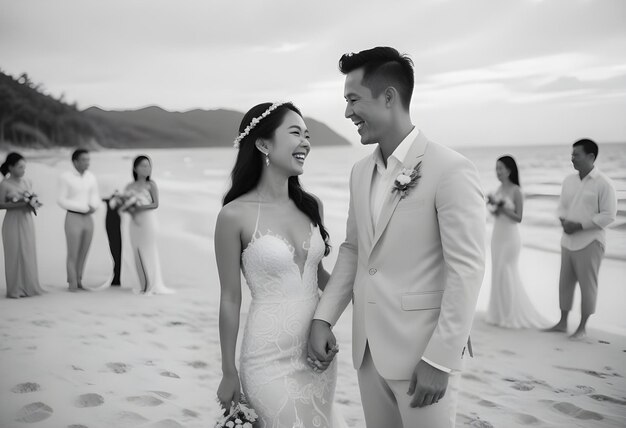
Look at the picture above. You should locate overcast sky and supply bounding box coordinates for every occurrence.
[1,0,625,147]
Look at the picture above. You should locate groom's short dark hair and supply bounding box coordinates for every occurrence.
[339,46,414,111]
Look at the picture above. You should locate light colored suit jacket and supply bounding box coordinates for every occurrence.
[314,132,486,380]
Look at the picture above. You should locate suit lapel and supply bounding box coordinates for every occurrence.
[370,132,429,253]
[358,155,376,248]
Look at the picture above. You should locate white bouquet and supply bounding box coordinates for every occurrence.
[215,396,258,428]
[10,191,43,215]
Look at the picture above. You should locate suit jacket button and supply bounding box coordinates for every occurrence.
[369,268,377,275]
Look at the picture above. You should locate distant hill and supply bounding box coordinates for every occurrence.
[84,106,351,148]
[0,70,350,149]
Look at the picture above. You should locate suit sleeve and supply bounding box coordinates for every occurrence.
[314,165,359,326]
[422,158,486,370]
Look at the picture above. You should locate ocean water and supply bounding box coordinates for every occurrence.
[122,142,626,259]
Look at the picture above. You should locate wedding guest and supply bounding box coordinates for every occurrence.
[486,155,546,328]
[0,152,45,298]
[118,155,173,294]
[545,139,617,339]
[102,192,122,286]
[57,149,101,292]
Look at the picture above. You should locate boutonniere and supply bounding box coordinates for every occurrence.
[392,162,422,199]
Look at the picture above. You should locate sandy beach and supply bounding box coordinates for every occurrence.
[1,148,625,428]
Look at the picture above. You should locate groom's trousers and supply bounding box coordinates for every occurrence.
[357,343,460,428]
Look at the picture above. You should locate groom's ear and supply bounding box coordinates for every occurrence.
[384,86,399,108]
[255,138,270,155]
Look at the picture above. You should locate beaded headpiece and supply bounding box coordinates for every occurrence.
[233,102,287,149]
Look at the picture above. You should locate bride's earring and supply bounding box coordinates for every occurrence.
[265,153,270,167]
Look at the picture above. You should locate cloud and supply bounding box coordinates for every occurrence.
[252,42,309,54]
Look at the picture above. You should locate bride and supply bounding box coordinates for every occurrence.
[215,102,343,427]
[486,155,546,328]
[119,155,174,295]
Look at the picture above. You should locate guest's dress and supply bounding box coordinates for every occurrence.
[486,190,546,328]
[0,178,44,298]
[124,188,173,295]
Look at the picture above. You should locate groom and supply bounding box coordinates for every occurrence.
[308,47,486,427]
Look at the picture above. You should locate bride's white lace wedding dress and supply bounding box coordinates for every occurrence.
[239,202,344,428]
[486,190,546,328]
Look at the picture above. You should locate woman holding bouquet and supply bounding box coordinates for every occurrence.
[486,155,546,328]
[0,152,45,298]
[119,155,173,295]
[215,102,345,427]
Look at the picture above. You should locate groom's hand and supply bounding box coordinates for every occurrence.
[307,319,337,372]
[407,360,449,408]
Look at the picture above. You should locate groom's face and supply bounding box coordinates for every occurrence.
[344,68,389,146]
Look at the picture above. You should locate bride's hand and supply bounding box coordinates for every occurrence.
[307,320,337,372]
[217,372,241,412]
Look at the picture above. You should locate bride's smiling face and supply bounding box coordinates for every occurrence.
[263,110,311,176]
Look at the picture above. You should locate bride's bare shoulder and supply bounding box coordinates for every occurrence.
[218,194,258,224]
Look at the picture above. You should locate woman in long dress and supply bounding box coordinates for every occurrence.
[0,152,45,298]
[216,102,344,427]
[120,156,174,295]
[486,155,546,328]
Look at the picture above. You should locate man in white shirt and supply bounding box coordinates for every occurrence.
[545,139,617,339]
[57,149,101,291]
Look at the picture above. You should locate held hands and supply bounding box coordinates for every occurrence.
[559,217,582,235]
[307,320,338,373]
[217,371,241,413]
[407,360,449,408]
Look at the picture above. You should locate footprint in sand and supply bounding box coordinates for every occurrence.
[187,360,208,369]
[11,382,41,393]
[72,365,84,371]
[75,393,104,408]
[457,415,494,428]
[182,409,199,418]
[515,413,541,424]
[160,371,180,379]
[31,320,54,327]
[477,399,497,408]
[552,402,603,420]
[113,411,150,427]
[68,425,88,428]
[503,378,535,391]
[575,385,595,394]
[149,419,185,428]
[106,362,130,374]
[167,321,186,326]
[461,373,487,383]
[127,395,164,407]
[512,382,535,391]
[590,394,626,405]
[150,391,177,400]
[15,402,53,423]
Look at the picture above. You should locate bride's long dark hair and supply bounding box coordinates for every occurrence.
[223,102,331,256]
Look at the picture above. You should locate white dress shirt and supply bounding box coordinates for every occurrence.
[370,127,452,374]
[370,127,419,227]
[57,170,101,213]
[558,167,617,251]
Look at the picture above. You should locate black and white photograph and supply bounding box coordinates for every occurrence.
[1,1,625,427]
